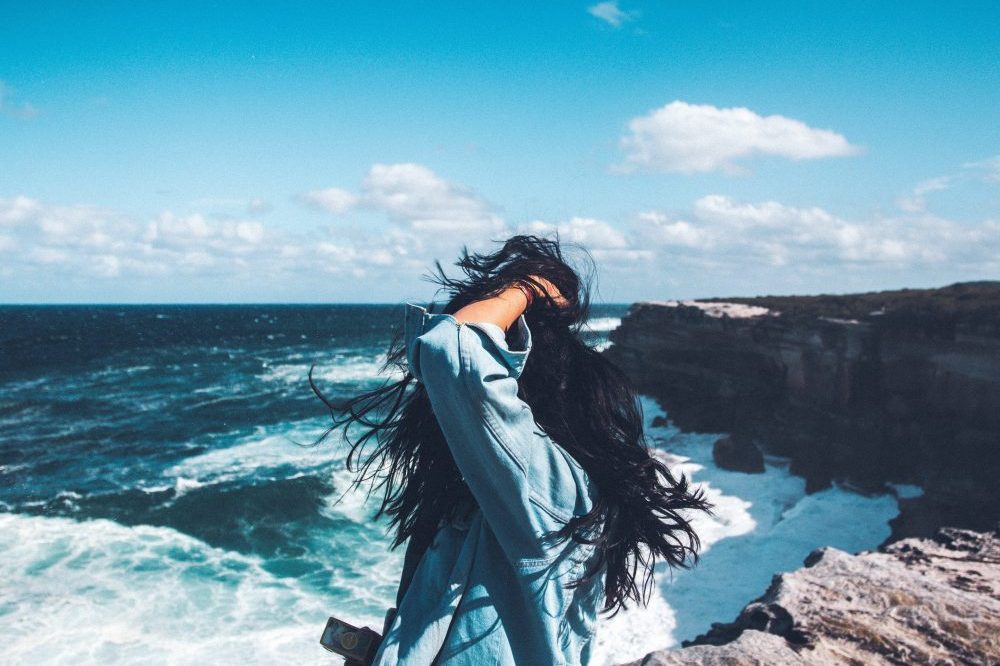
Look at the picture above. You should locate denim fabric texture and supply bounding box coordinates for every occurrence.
[370,302,604,666]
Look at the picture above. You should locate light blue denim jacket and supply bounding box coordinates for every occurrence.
[371,302,604,666]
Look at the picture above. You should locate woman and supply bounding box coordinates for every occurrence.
[310,235,711,665]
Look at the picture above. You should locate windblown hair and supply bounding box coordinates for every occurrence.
[307,234,712,615]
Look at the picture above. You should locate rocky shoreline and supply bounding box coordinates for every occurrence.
[601,281,1000,664]
[619,527,1000,665]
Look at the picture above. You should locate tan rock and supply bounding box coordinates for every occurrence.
[619,528,1000,665]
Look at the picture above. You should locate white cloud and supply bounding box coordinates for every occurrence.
[896,176,952,213]
[7,168,995,300]
[0,197,294,282]
[637,195,998,271]
[246,198,272,215]
[637,211,712,249]
[896,155,1000,213]
[301,163,505,236]
[963,155,1000,183]
[362,163,503,234]
[0,189,484,291]
[189,197,273,216]
[300,188,359,214]
[588,1,637,28]
[913,177,953,195]
[693,194,837,230]
[124,163,506,289]
[516,216,653,264]
[617,101,861,174]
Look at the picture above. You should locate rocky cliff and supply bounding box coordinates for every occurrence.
[619,527,1000,665]
[602,281,1000,542]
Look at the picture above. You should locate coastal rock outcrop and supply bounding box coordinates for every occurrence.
[619,527,1000,665]
[602,281,1000,541]
[711,434,765,473]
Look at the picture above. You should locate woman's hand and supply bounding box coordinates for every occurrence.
[519,275,569,310]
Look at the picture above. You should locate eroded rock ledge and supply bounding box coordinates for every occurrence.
[620,527,1000,665]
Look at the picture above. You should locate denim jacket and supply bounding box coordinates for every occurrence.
[371,302,604,666]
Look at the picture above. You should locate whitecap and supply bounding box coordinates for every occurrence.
[259,352,403,386]
[0,512,362,665]
[173,476,204,498]
[164,420,346,486]
[319,464,386,524]
[582,316,622,333]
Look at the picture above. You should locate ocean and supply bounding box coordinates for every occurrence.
[0,304,918,665]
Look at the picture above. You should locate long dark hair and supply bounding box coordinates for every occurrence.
[307,234,712,615]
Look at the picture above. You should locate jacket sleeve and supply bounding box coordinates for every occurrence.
[403,302,578,567]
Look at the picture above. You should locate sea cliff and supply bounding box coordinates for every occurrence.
[602,281,1000,664]
[602,280,1000,542]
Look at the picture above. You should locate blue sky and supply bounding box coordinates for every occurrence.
[2,1,998,303]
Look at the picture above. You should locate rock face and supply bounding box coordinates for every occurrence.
[711,434,765,473]
[619,527,1000,665]
[602,281,1000,540]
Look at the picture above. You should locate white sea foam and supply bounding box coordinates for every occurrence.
[173,476,204,498]
[164,421,344,486]
[1,376,48,391]
[259,351,403,386]
[0,462,29,476]
[0,513,353,666]
[588,395,907,665]
[646,299,779,319]
[321,465,384,524]
[163,419,388,527]
[583,316,622,333]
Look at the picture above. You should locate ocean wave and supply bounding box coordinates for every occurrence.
[0,462,29,476]
[158,420,389,532]
[136,476,206,499]
[0,376,49,392]
[317,458,397,526]
[164,420,345,486]
[259,352,404,386]
[583,316,622,333]
[158,419,390,538]
[0,512,356,665]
